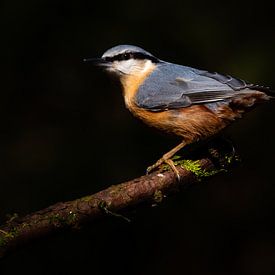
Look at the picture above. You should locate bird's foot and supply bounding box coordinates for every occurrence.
[146,158,164,174]
[146,158,181,181]
[146,140,186,181]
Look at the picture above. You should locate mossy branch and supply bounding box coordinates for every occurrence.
[0,151,234,258]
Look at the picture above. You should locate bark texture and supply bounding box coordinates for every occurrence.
[0,156,227,258]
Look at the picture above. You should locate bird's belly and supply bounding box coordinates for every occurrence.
[130,105,226,142]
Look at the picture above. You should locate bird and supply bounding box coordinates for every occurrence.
[84,45,273,179]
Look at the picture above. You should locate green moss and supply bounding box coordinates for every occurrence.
[224,153,240,164]
[178,159,223,180]
[0,226,19,247]
[49,214,61,224]
[21,222,29,229]
[162,157,224,181]
[67,211,77,225]
[80,195,93,202]
[47,212,78,227]
[179,160,202,175]
[0,211,79,248]
[153,190,164,203]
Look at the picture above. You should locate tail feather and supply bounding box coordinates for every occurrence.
[249,84,274,98]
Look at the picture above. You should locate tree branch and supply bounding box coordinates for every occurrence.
[0,155,230,258]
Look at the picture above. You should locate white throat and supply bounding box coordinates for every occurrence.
[112,59,154,76]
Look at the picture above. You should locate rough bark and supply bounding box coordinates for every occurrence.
[0,156,229,258]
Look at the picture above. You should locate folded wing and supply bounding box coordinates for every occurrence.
[135,63,269,111]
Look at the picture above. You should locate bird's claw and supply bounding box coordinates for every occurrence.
[165,159,181,181]
[146,158,164,175]
[146,164,158,175]
[146,158,181,181]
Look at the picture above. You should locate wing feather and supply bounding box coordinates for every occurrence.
[135,63,262,111]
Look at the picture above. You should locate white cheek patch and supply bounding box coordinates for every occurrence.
[114,60,135,74]
[112,59,154,74]
[114,59,153,75]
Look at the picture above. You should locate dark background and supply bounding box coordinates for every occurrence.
[1,1,275,274]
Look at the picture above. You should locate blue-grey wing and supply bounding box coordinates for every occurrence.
[135,63,258,111]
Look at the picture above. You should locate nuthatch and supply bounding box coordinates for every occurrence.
[85,45,273,178]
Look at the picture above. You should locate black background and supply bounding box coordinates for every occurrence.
[1,1,275,274]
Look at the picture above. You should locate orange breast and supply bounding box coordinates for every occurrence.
[121,65,230,143]
[128,104,226,143]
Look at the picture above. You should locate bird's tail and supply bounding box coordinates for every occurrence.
[250,84,275,99]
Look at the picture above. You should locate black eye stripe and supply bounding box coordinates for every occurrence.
[104,52,159,63]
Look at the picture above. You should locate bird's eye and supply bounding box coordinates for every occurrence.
[104,56,112,62]
[110,53,133,62]
[122,53,131,60]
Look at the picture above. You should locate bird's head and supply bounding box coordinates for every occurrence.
[84,45,160,79]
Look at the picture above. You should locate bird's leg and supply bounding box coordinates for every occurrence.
[146,140,187,179]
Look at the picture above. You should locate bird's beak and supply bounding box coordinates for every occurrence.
[83,57,111,68]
